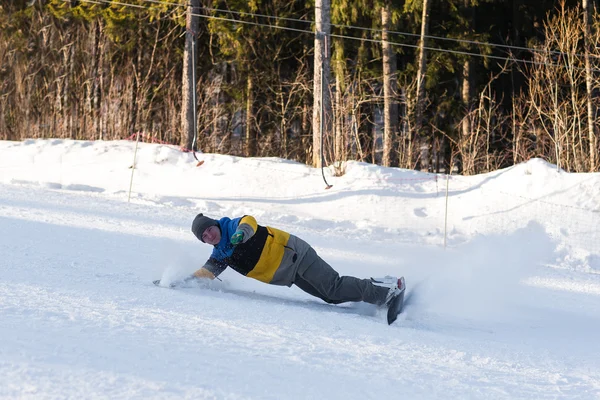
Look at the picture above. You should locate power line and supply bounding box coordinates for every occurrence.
[330,24,588,59]
[71,0,313,34]
[329,32,598,72]
[100,0,588,59]
[79,0,146,8]
[65,0,596,71]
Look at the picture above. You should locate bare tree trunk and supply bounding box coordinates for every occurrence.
[358,102,374,163]
[65,31,76,139]
[312,0,332,167]
[129,26,142,139]
[332,41,346,164]
[460,58,472,174]
[220,64,231,154]
[583,0,596,171]
[461,59,471,139]
[415,0,431,170]
[460,0,474,172]
[211,63,226,152]
[88,21,98,139]
[302,97,312,164]
[280,94,287,158]
[399,85,410,168]
[181,0,200,150]
[381,2,399,167]
[246,74,257,156]
[89,20,104,140]
[334,72,344,162]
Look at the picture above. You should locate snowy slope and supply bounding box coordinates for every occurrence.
[1,139,600,399]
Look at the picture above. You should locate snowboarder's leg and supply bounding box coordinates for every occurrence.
[294,275,345,304]
[295,255,389,305]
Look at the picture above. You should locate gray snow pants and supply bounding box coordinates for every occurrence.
[293,247,389,306]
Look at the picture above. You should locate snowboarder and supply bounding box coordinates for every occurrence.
[163,213,405,322]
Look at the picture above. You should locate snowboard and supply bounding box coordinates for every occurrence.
[155,276,406,325]
[387,276,406,325]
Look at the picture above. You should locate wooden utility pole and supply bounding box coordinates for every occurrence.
[312,0,332,168]
[382,2,399,167]
[415,0,431,170]
[181,0,200,151]
[583,0,597,171]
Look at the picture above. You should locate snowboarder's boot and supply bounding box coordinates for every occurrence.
[371,276,406,325]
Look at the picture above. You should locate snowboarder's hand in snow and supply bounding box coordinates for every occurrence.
[231,230,244,245]
[153,275,198,288]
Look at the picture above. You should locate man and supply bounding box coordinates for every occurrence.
[162,213,405,323]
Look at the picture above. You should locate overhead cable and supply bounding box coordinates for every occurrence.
[64,0,597,71]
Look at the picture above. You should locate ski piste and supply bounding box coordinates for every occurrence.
[154,276,407,325]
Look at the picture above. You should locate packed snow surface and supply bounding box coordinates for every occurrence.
[1,139,600,399]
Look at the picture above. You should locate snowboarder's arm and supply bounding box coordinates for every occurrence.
[193,267,216,280]
[195,257,228,279]
[231,215,257,244]
[154,257,225,286]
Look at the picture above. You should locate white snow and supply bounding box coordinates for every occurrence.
[1,138,600,399]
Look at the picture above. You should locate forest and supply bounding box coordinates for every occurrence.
[1,0,599,174]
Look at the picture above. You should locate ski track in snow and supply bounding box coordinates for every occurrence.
[2,275,599,399]
[1,185,599,399]
[1,144,600,398]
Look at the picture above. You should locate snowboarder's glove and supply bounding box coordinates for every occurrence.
[231,230,244,245]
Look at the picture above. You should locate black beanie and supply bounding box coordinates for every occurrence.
[191,213,218,242]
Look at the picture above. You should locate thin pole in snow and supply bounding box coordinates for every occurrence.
[443,174,450,249]
[128,131,141,202]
